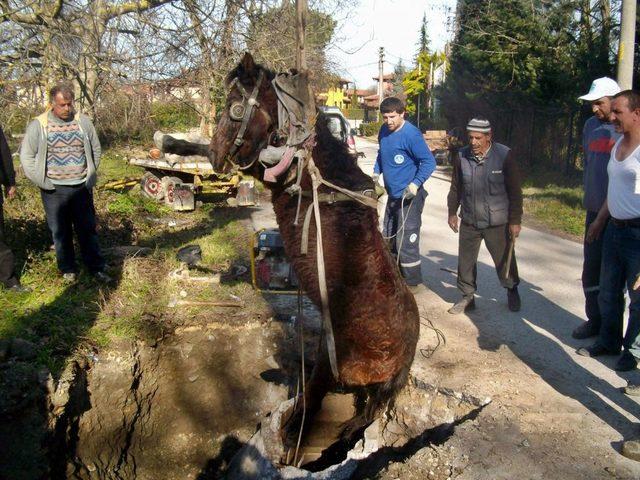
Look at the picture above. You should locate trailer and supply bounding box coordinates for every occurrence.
[127,131,255,211]
[423,130,452,165]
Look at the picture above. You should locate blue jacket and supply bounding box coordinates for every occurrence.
[582,116,620,212]
[374,121,436,199]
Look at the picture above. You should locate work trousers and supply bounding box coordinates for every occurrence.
[457,222,519,296]
[41,185,105,274]
[382,188,427,286]
[0,207,18,288]
[596,223,640,356]
[582,211,624,329]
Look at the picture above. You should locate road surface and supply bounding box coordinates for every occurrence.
[250,136,640,478]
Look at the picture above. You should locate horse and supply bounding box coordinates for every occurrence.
[161,52,420,447]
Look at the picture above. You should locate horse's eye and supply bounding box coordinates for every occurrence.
[229,102,245,121]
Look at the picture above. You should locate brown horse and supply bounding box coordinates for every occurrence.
[162,53,420,446]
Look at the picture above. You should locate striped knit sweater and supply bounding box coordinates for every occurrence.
[46,117,87,184]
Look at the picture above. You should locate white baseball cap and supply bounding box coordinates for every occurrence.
[578,77,621,101]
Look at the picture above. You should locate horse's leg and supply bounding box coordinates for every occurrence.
[155,133,211,157]
[283,344,335,448]
[340,362,412,442]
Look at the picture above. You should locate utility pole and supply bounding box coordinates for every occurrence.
[294,0,315,118]
[617,0,637,89]
[377,47,385,121]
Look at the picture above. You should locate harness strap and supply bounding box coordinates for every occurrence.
[300,202,314,256]
[228,70,265,160]
[301,189,376,204]
[308,158,340,381]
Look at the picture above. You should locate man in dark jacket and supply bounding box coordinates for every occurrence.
[571,77,624,339]
[447,118,523,314]
[0,126,29,292]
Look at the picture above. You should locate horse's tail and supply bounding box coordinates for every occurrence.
[364,361,411,421]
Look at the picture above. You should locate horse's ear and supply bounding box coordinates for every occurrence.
[239,52,257,74]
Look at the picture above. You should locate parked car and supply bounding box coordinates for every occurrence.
[318,106,359,156]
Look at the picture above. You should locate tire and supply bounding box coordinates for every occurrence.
[161,176,183,206]
[140,171,164,200]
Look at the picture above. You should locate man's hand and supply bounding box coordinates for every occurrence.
[509,224,521,239]
[448,215,459,233]
[586,218,605,243]
[403,182,418,200]
[372,174,385,197]
[6,186,16,201]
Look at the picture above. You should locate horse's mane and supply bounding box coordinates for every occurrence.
[313,113,372,190]
[225,62,277,87]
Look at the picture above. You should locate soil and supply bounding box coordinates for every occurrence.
[2,194,640,479]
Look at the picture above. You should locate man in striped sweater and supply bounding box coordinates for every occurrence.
[20,83,110,284]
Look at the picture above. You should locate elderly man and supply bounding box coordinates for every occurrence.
[20,83,110,283]
[0,126,29,292]
[447,118,523,314]
[577,90,640,373]
[572,77,625,339]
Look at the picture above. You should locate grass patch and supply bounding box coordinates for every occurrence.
[522,168,585,238]
[0,146,254,375]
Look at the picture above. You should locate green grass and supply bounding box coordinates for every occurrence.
[0,147,252,375]
[522,168,585,238]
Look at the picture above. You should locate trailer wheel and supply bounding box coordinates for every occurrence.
[140,171,164,200]
[161,176,183,206]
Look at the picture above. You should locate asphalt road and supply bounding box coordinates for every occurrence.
[250,136,640,476]
[354,135,640,472]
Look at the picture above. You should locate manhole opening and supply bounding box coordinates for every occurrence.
[226,377,491,478]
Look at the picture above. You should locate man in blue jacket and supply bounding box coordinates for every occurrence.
[373,97,436,289]
[572,77,624,339]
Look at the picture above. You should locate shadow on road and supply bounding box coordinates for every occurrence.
[421,249,640,440]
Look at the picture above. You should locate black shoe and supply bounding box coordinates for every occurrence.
[572,321,600,339]
[576,344,620,357]
[507,287,521,312]
[448,296,475,314]
[93,271,113,284]
[615,351,638,372]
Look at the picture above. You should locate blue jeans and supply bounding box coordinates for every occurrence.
[582,211,624,328]
[41,185,105,274]
[383,187,427,285]
[597,222,640,356]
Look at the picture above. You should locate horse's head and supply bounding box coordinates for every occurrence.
[210,53,277,174]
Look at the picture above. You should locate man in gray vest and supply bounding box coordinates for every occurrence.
[447,118,523,314]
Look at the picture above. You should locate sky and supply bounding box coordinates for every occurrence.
[328,0,457,90]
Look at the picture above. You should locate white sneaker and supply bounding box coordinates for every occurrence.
[62,272,77,283]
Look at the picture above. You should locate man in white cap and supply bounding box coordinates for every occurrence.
[577,90,640,375]
[572,77,624,340]
[447,118,523,314]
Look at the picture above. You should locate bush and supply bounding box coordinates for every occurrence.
[360,121,383,137]
[95,93,200,146]
[150,102,200,132]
